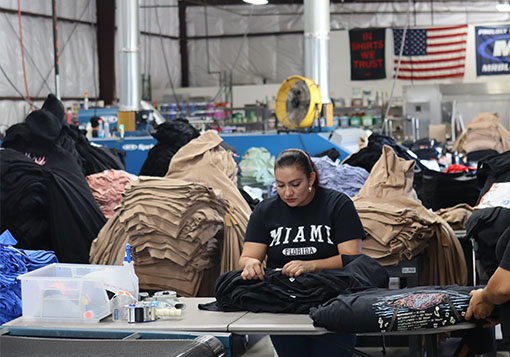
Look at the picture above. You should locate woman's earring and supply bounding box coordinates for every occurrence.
[308,186,312,192]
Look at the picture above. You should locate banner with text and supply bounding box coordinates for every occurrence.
[476,25,510,76]
[349,28,386,80]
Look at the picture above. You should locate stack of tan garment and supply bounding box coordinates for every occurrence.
[165,130,251,274]
[89,177,228,296]
[353,146,467,286]
[86,170,137,219]
[434,203,473,230]
[453,112,510,155]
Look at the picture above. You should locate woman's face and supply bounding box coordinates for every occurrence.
[275,165,315,207]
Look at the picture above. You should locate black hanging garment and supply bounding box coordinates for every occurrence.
[139,119,200,176]
[413,169,480,211]
[476,151,510,203]
[1,94,125,176]
[409,138,444,160]
[73,131,126,175]
[344,133,425,173]
[466,207,510,277]
[0,146,106,263]
[314,148,341,162]
[310,285,481,333]
[199,254,389,313]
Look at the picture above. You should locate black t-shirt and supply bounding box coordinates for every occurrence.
[496,225,510,270]
[244,186,366,269]
[495,224,510,350]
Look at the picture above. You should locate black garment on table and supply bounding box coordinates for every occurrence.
[310,285,481,333]
[199,254,388,314]
[0,148,106,263]
[314,148,341,162]
[238,188,260,211]
[410,138,443,160]
[413,169,480,211]
[475,151,510,203]
[244,187,366,269]
[2,112,125,177]
[344,133,425,173]
[466,149,499,166]
[465,207,510,277]
[139,119,200,176]
[73,133,126,175]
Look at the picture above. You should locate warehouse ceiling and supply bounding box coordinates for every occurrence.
[183,0,465,5]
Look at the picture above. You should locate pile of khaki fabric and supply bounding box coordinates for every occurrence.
[89,177,228,296]
[353,145,467,286]
[453,112,510,155]
[89,131,250,296]
[165,130,251,275]
[434,203,473,231]
[86,169,137,219]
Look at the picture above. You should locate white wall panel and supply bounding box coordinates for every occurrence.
[0,0,96,22]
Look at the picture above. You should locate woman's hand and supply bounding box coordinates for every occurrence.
[465,289,495,320]
[241,258,265,280]
[282,260,316,277]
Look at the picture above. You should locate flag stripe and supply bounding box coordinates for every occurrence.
[394,64,465,72]
[396,52,466,61]
[427,40,466,47]
[427,48,466,55]
[394,56,465,64]
[428,32,467,40]
[428,36,467,45]
[427,25,468,32]
[395,61,466,70]
[395,73,464,80]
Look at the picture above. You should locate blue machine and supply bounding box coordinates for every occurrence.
[221,132,350,162]
[78,108,120,131]
[91,132,351,175]
[90,136,156,175]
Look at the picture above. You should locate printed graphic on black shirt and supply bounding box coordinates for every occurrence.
[373,289,469,332]
[269,225,334,257]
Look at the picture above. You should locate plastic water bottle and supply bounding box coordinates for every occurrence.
[123,244,139,300]
[84,92,89,110]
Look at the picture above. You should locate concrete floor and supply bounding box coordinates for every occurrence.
[239,335,510,357]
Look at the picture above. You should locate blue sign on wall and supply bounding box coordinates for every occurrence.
[476,25,510,76]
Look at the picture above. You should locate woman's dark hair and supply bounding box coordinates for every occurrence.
[274,149,320,187]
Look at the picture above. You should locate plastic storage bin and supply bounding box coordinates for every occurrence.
[18,263,132,323]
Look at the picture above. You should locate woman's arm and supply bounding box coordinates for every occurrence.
[239,242,267,280]
[465,266,510,320]
[281,238,362,277]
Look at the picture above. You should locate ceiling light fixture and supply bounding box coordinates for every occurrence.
[497,1,510,11]
[242,0,268,5]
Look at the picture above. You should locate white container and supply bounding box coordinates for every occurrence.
[18,263,135,323]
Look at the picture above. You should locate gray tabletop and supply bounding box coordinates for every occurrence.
[3,298,247,333]
[228,311,328,335]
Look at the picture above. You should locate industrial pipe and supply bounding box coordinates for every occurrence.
[117,0,141,112]
[304,0,330,104]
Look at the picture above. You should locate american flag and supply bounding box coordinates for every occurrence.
[393,25,468,80]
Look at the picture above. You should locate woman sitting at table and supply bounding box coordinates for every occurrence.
[239,148,366,357]
[466,224,510,351]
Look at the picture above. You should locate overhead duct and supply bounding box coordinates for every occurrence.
[117,0,141,112]
[304,0,330,104]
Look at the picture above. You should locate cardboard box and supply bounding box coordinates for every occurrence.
[429,124,447,142]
